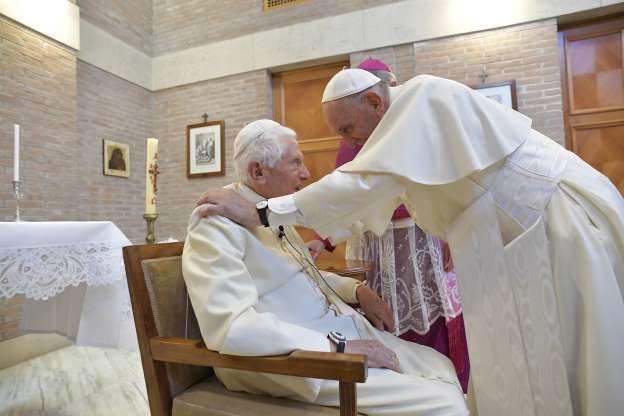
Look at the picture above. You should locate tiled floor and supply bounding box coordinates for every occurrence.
[0,344,149,416]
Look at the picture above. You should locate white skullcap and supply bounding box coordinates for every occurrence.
[233,119,281,159]
[321,68,381,103]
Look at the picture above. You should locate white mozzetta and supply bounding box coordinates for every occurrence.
[79,20,152,90]
[0,0,79,50]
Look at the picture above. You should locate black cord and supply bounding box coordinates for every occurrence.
[278,227,346,301]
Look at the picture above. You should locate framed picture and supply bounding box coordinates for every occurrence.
[187,120,225,178]
[103,139,130,178]
[472,80,518,110]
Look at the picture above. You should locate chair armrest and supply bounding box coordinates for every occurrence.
[150,336,367,383]
[316,259,372,282]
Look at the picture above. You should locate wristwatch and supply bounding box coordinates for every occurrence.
[327,331,346,353]
[256,200,270,227]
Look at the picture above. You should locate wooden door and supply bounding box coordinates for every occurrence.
[272,62,349,261]
[559,17,624,194]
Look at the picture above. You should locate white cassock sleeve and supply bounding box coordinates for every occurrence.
[182,215,330,356]
[267,171,405,239]
[321,271,362,304]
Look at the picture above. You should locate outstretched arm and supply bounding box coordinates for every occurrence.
[196,171,405,237]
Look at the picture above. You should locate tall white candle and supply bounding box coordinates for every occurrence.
[145,138,159,215]
[13,124,20,182]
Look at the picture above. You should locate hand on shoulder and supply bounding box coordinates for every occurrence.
[196,188,260,228]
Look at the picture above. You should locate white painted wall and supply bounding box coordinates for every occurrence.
[0,0,79,50]
[152,0,613,90]
[5,0,620,90]
[79,20,152,90]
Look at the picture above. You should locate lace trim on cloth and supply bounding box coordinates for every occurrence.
[0,241,127,300]
[348,221,462,335]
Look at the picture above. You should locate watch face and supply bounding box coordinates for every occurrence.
[329,331,346,342]
[256,200,268,209]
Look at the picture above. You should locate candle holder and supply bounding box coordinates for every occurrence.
[13,180,24,222]
[143,213,158,244]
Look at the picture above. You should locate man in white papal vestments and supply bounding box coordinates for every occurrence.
[197,70,624,416]
[182,120,468,416]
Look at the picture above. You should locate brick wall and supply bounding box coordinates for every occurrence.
[153,0,403,55]
[0,17,79,340]
[76,61,154,243]
[351,44,416,84]
[154,70,272,240]
[78,0,153,56]
[412,19,565,145]
[0,17,153,340]
[0,7,567,342]
[0,17,79,223]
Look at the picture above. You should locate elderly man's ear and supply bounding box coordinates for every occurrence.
[248,162,267,185]
[365,92,385,115]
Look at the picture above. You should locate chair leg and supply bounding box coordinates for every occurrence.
[339,381,357,416]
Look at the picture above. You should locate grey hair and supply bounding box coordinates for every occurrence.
[365,69,397,86]
[340,81,390,110]
[234,124,297,184]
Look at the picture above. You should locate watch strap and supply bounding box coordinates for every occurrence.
[328,331,347,353]
[257,204,269,227]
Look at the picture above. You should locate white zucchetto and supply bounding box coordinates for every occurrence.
[233,119,280,159]
[321,68,381,103]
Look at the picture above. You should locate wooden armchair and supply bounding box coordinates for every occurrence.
[123,242,367,416]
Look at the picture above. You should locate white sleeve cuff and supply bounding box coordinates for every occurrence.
[267,194,305,226]
[268,194,297,214]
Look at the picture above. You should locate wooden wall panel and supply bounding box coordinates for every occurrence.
[559,16,624,194]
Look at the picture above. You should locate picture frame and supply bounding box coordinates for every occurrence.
[103,139,130,178]
[187,120,225,178]
[472,80,518,110]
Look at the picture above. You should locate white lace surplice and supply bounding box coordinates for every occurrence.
[346,218,462,336]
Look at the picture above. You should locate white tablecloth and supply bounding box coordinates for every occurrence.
[0,221,137,350]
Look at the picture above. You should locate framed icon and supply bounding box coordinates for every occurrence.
[103,139,130,178]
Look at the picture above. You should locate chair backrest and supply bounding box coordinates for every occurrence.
[124,242,210,416]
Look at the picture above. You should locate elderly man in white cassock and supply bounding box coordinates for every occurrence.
[197,69,624,416]
[183,119,468,416]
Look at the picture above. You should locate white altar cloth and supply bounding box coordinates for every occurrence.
[0,221,137,350]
